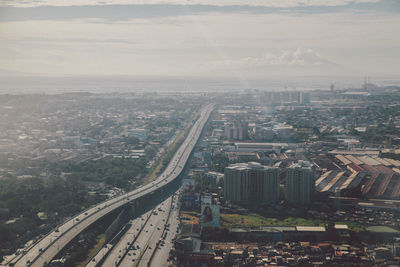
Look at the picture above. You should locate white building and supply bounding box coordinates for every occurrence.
[224,162,279,204]
[286,161,315,205]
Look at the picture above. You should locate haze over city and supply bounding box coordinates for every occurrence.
[0,1,400,267]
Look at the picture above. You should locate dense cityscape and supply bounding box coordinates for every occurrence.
[0,81,399,266]
[1,0,399,266]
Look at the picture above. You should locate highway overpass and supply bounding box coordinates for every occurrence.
[11,104,214,267]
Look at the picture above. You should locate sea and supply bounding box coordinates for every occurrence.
[0,75,399,95]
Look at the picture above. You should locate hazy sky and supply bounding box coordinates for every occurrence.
[0,0,399,78]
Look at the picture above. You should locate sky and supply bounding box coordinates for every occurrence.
[0,0,399,78]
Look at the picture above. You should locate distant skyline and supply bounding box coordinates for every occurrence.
[0,0,399,79]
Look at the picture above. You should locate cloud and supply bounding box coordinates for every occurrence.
[0,11,399,77]
[0,0,381,8]
[205,48,345,77]
[0,0,394,23]
[219,48,336,68]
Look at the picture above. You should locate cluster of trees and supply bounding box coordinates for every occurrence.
[0,176,105,250]
[0,149,162,251]
[210,154,230,173]
[57,157,147,189]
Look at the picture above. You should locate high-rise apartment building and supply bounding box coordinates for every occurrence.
[299,92,310,105]
[224,162,279,204]
[285,161,315,205]
[224,120,248,140]
[263,91,310,105]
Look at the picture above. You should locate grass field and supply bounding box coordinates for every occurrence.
[220,213,363,232]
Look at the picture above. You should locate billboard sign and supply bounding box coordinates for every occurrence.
[201,195,212,205]
[201,204,220,227]
[182,179,195,191]
[181,194,195,210]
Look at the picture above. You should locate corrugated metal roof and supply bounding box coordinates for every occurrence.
[340,172,359,190]
[374,157,392,166]
[384,158,400,167]
[358,156,381,166]
[335,155,351,165]
[345,155,363,165]
[315,170,332,187]
[321,171,345,192]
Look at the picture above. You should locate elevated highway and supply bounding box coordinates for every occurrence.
[12,104,214,267]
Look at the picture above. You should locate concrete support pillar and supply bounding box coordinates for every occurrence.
[130,199,136,214]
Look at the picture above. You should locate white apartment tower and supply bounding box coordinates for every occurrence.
[224,162,279,204]
[285,161,315,205]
